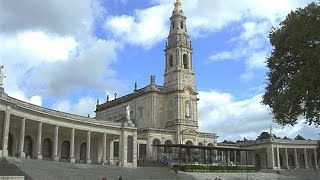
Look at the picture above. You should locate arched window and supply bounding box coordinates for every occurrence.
[138,106,143,119]
[180,21,184,29]
[164,140,173,153]
[183,54,188,69]
[169,54,174,67]
[172,21,175,29]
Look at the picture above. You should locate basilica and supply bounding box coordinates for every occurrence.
[0,0,318,170]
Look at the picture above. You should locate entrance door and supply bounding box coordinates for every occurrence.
[61,141,70,160]
[24,135,33,158]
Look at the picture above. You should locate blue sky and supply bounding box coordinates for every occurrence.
[0,0,319,141]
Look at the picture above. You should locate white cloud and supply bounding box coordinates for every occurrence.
[105,4,171,48]
[198,90,320,141]
[52,96,96,117]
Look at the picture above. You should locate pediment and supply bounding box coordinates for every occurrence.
[181,128,198,135]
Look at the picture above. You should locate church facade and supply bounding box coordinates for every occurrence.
[95,0,218,161]
[0,0,319,170]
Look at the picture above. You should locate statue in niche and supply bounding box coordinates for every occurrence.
[185,101,190,117]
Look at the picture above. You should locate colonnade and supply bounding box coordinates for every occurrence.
[265,145,318,169]
[0,105,137,167]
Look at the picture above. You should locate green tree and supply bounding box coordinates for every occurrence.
[257,132,271,140]
[295,134,306,140]
[262,2,320,126]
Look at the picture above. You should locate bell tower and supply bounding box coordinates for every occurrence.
[164,0,195,92]
[164,0,198,144]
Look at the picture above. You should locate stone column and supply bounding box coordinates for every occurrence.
[294,148,299,169]
[304,148,308,168]
[221,151,224,163]
[119,130,127,166]
[36,122,43,160]
[108,140,114,165]
[18,118,26,158]
[133,131,137,167]
[314,148,318,168]
[86,131,92,164]
[102,133,106,165]
[69,128,75,163]
[2,106,11,157]
[234,151,237,165]
[276,145,280,169]
[266,144,274,169]
[53,126,59,161]
[227,151,230,164]
[284,148,289,169]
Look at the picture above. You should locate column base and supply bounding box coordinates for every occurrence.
[36,154,42,160]
[86,159,92,164]
[295,166,299,169]
[108,160,113,166]
[101,160,107,165]
[69,157,76,163]
[2,149,8,157]
[53,156,59,161]
[305,166,309,169]
[18,151,25,158]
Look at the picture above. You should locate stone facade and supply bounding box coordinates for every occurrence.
[96,0,218,160]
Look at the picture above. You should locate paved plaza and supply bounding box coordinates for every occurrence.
[0,157,319,180]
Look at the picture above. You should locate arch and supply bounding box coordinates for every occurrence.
[24,135,33,158]
[185,140,193,146]
[164,140,173,153]
[80,142,87,160]
[8,133,13,156]
[172,21,175,29]
[152,139,161,161]
[61,141,70,160]
[198,142,203,146]
[169,54,174,67]
[299,154,305,166]
[180,21,184,29]
[288,154,294,167]
[207,143,213,147]
[183,54,188,69]
[42,138,52,160]
[255,154,261,167]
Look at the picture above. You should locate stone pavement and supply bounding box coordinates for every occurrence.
[2,157,320,180]
[0,158,32,180]
[4,157,195,180]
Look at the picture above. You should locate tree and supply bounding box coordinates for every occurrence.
[262,2,320,127]
[257,132,271,140]
[295,134,306,140]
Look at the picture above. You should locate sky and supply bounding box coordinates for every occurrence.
[0,0,319,142]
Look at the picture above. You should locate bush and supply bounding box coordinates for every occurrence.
[180,165,260,173]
